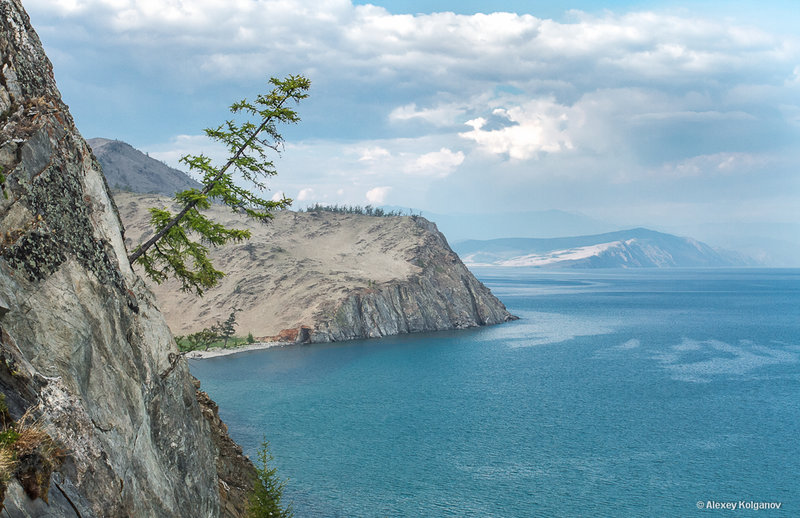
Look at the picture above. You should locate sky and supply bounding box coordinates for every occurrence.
[23,0,800,262]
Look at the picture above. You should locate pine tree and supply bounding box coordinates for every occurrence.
[128,75,310,295]
[219,309,238,348]
[247,440,292,518]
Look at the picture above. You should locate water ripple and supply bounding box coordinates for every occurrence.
[653,338,800,382]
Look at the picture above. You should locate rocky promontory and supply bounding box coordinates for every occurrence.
[310,216,516,342]
[114,192,516,344]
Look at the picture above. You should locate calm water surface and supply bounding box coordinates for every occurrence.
[190,268,800,517]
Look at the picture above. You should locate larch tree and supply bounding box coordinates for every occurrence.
[127,75,311,295]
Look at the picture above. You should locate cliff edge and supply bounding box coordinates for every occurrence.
[114,192,517,343]
[0,1,253,516]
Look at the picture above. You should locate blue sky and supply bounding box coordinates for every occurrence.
[23,0,800,262]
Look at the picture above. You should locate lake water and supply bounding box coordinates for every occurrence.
[189,268,800,517]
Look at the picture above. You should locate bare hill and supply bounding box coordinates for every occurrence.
[88,138,201,195]
[114,192,515,341]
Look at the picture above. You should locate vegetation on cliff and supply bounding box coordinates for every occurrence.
[304,203,413,217]
[175,308,254,352]
[0,396,63,507]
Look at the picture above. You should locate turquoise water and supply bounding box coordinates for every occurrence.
[189,268,800,517]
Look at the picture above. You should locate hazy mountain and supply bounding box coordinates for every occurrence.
[88,137,201,195]
[669,222,800,267]
[390,208,619,241]
[453,228,757,268]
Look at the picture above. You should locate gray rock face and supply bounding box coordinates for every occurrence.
[311,217,517,342]
[0,2,246,516]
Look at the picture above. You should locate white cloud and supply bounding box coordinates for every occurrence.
[27,0,800,237]
[660,153,765,178]
[404,148,464,176]
[357,146,391,162]
[459,100,577,160]
[389,102,465,127]
[297,187,315,201]
[366,186,390,204]
[29,1,793,90]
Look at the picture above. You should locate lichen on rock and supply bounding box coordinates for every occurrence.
[0,1,252,516]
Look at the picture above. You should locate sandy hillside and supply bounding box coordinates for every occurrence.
[114,192,426,337]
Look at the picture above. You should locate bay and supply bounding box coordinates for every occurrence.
[190,268,800,516]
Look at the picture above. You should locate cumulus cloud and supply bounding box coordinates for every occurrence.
[27,0,800,233]
[341,140,464,178]
[404,148,464,176]
[357,146,391,162]
[389,102,465,127]
[29,0,792,91]
[366,186,390,204]
[459,101,577,160]
[660,153,765,178]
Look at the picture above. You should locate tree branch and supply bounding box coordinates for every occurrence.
[128,114,275,265]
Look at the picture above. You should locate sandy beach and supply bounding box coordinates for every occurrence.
[184,341,286,359]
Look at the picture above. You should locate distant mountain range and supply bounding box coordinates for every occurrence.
[88,138,201,196]
[453,228,757,268]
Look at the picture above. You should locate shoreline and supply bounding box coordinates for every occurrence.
[184,341,287,359]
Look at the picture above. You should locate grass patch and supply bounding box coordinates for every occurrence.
[175,334,254,353]
[0,403,64,505]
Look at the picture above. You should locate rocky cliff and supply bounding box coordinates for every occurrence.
[310,216,516,342]
[0,1,253,516]
[114,192,516,342]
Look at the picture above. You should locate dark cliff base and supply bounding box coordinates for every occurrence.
[194,378,257,518]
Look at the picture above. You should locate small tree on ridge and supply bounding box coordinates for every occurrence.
[219,309,239,348]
